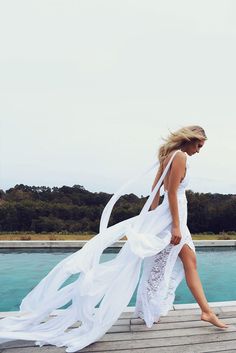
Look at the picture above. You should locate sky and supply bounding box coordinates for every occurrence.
[0,0,236,197]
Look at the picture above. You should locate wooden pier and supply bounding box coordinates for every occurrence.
[1,304,236,353]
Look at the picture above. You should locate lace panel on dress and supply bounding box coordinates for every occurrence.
[134,243,175,321]
[146,244,173,301]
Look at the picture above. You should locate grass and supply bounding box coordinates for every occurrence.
[0,232,95,241]
[192,233,236,240]
[0,232,236,241]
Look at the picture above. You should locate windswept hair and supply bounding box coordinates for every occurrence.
[158,125,207,167]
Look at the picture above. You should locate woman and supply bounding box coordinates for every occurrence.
[0,125,228,352]
[134,125,228,329]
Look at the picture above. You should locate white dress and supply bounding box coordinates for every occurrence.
[0,149,195,352]
[134,153,195,327]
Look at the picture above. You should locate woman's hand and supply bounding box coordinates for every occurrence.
[170,226,182,245]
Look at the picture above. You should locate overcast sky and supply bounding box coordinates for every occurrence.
[1,0,236,197]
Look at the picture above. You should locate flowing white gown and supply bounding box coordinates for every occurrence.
[0,149,195,352]
[134,153,195,327]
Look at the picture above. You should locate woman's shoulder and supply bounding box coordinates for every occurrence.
[163,149,186,167]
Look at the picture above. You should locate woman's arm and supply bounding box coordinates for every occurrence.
[150,165,163,210]
[167,151,187,245]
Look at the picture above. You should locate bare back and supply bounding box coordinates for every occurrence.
[161,150,187,192]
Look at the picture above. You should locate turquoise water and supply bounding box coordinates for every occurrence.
[0,247,235,311]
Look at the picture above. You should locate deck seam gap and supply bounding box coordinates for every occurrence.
[102,331,236,343]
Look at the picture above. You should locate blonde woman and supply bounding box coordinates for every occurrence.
[0,125,228,352]
[135,125,228,329]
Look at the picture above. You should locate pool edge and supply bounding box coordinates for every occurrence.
[0,239,236,248]
[1,300,236,317]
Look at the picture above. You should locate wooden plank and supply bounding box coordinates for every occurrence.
[67,318,131,328]
[130,311,236,326]
[218,311,236,319]
[131,314,203,325]
[121,307,222,325]
[79,332,236,352]
[1,347,65,353]
[165,306,222,316]
[122,305,222,319]
[4,343,236,353]
[220,306,236,312]
[113,318,130,326]
[214,351,236,353]
[108,325,130,333]
[129,317,236,332]
[80,342,236,353]
[119,312,136,319]
[0,340,36,350]
[102,321,236,341]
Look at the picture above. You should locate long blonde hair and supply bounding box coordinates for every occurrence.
[158,125,207,168]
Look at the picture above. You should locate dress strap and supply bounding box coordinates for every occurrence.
[99,161,158,233]
[99,149,182,233]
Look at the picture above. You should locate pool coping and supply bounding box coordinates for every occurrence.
[1,300,236,318]
[0,239,236,248]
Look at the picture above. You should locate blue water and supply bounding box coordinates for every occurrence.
[0,247,235,312]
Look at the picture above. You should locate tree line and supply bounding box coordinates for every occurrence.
[0,184,235,234]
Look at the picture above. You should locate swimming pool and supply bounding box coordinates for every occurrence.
[0,247,235,311]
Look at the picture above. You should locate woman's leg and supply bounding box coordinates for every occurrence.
[178,244,228,329]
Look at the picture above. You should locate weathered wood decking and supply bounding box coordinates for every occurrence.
[1,304,236,353]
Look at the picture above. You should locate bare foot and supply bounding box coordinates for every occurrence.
[201,310,229,329]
